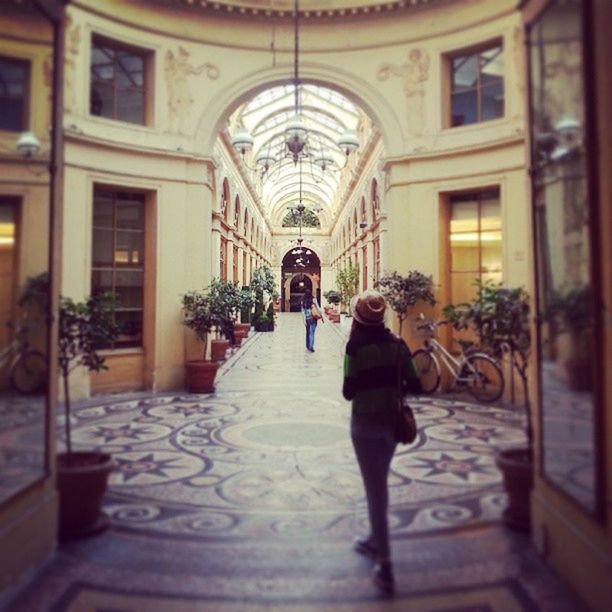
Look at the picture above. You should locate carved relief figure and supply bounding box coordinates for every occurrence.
[165,46,220,134]
[378,49,430,136]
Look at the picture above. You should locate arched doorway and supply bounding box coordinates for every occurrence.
[281,247,321,312]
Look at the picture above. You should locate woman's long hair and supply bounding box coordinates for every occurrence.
[301,289,313,308]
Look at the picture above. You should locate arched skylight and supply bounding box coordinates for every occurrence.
[229,84,365,229]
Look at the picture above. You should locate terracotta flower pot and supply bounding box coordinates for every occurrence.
[495,448,533,532]
[235,323,250,335]
[211,339,229,362]
[57,451,114,539]
[185,360,219,393]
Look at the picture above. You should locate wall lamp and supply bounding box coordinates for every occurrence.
[16,131,42,158]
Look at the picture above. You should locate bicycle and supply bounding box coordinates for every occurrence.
[412,315,504,403]
[0,320,47,394]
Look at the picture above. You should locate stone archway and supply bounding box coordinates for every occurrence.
[195,63,402,158]
[281,247,321,312]
[283,272,320,312]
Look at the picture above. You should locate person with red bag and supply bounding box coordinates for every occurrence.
[301,289,323,352]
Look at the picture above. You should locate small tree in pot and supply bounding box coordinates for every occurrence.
[181,290,220,391]
[323,290,341,311]
[57,292,120,538]
[336,262,359,314]
[206,279,239,347]
[443,280,533,531]
[376,270,436,336]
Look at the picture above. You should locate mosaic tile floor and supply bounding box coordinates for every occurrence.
[12,314,585,611]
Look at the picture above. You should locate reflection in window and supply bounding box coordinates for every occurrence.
[90,37,146,124]
[0,199,18,387]
[91,187,145,348]
[529,0,598,513]
[450,44,504,127]
[0,56,29,131]
[449,189,502,306]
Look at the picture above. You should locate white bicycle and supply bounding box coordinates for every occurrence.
[412,316,504,403]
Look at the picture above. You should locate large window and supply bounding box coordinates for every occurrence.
[90,36,147,124]
[91,188,145,348]
[449,43,504,127]
[529,0,600,515]
[449,189,502,304]
[0,56,29,132]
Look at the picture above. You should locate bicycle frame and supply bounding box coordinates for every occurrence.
[422,337,475,385]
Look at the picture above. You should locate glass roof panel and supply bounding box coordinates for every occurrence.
[229,83,367,229]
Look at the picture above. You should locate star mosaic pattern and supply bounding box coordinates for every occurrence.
[57,313,527,543]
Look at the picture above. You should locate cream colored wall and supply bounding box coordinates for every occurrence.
[62,137,214,396]
[59,0,526,396]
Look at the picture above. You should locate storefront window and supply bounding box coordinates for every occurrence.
[449,189,502,305]
[92,188,145,348]
[529,0,600,514]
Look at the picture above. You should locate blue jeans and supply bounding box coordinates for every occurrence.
[305,319,317,350]
[351,411,397,560]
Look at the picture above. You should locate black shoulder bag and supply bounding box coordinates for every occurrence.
[394,338,418,445]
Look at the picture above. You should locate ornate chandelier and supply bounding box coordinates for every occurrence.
[231,0,360,176]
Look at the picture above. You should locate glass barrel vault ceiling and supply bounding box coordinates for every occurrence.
[228,84,366,230]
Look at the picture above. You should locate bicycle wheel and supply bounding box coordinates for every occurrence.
[10,350,47,394]
[413,349,440,393]
[463,353,504,403]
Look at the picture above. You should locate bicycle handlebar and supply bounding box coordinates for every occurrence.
[415,318,449,331]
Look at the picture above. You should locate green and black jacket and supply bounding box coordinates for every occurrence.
[342,326,421,414]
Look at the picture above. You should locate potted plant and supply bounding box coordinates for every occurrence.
[181,290,220,392]
[336,262,359,329]
[56,292,120,538]
[235,285,253,339]
[547,284,592,391]
[239,285,254,326]
[205,278,240,350]
[376,270,436,337]
[266,301,275,331]
[323,289,341,322]
[444,280,534,532]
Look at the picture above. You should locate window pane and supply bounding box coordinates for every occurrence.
[117,86,144,124]
[115,270,143,308]
[481,82,504,120]
[90,81,113,117]
[91,269,113,295]
[451,90,477,126]
[0,56,28,131]
[115,231,143,265]
[450,200,479,233]
[452,55,477,90]
[481,233,502,274]
[115,310,142,348]
[92,229,113,266]
[451,240,480,272]
[451,272,480,304]
[90,41,146,124]
[481,195,501,230]
[480,47,504,80]
[116,198,144,229]
[93,197,113,228]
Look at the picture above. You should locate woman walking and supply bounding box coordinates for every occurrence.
[342,290,421,594]
[301,289,322,352]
